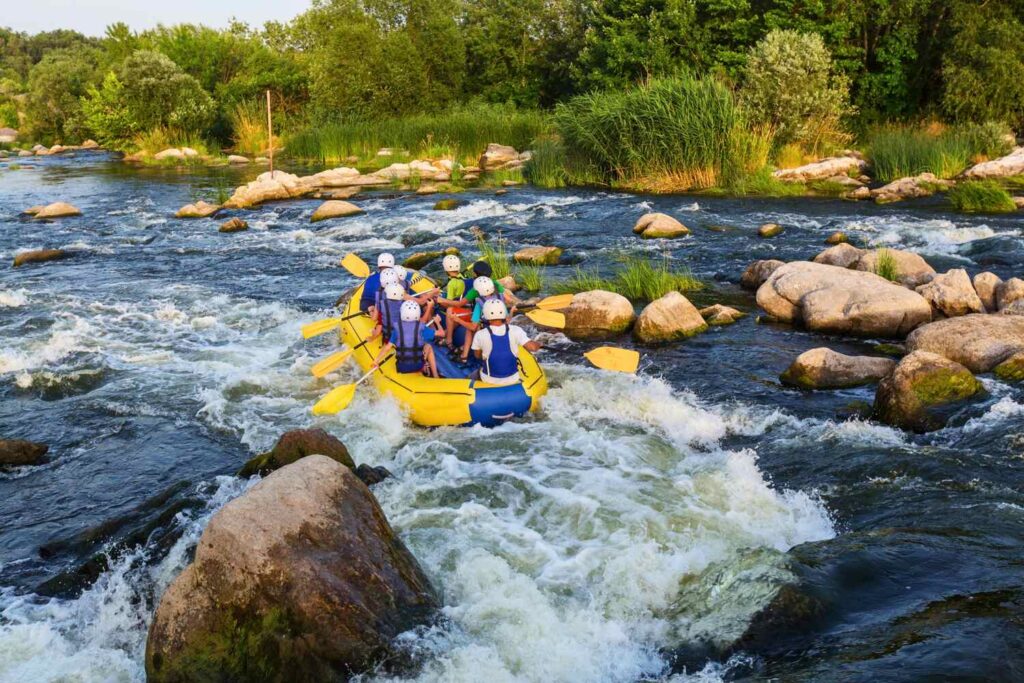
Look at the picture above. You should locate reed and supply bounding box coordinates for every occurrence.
[476,234,513,281]
[868,122,1013,182]
[229,101,280,156]
[948,180,1017,213]
[515,264,545,292]
[557,255,704,301]
[873,249,899,282]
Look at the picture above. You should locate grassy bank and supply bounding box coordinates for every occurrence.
[867,122,1013,182]
[948,180,1018,213]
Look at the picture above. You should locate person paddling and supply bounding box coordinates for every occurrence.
[471,300,540,385]
[359,252,395,313]
[372,300,440,378]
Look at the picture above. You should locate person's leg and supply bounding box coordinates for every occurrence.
[445,314,456,346]
[423,344,438,378]
[461,326,477,362]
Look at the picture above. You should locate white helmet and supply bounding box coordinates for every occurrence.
[392,264,409,282]
[379,268,400,287]
[482,299,508,321]
[384,283,405,301]
[400,300,421,322]
[442,254,461,272]
[377,253,395,268]
[473,276,495,297]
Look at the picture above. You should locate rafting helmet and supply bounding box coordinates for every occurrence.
[474,276,495,297]
[400,300,421,322]
[393,264,409,282]
[442,254,461,273]
[482,299,508,321]
[379,268,400,287]
[378,253,395,268]
[384,283,406,301]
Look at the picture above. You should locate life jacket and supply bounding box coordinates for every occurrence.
[360,272,383,312]
[395,319,425,373]
[377,291,404,336]
[483,324,518,380]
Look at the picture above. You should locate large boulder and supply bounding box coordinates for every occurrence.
[146,455,437,682]
[906,314,1024,373]
[963,147,1024,179]
[756,261,932,337]
[740,259,785,291]
[478,143,523,171]
[13,249,69,268]
[780,348,896,389]
[175,201,221,219]
[873,351,982,432]
[564,290,636,340]
[34,202,81,219]
[513,246,562,265]
[973,272,1003,312]
[310,200,364,223]
[853,249,935,288]
[773,156,867,182]
[915,269,984,317]
[871,173,953,203]
[633,212,690,239]
[237,428,354,477]
[996,277,1024,311]
[635,292,707,342]
[0,439,48,467]
[224,171,316,209]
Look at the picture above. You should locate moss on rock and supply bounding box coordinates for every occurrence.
[994,353,1024,382]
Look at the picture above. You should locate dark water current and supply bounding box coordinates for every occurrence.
[1,152,1023,682]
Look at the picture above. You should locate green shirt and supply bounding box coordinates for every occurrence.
[464,282,505,303]
[445,277,466,300]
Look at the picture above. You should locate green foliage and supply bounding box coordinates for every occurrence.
[0,102,18,128]
[948,180,1017,214]
[873,249,899,282]
[868,123,1014,182]
[726,167,807,197]
[24,48,98,142]
[557,255,703,301]
[740,29,851,151]
[942,3,1024,130]
[525,137,568,188]
[476,234,512,281]
[515,264,545,292]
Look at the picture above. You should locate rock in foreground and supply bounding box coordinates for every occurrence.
[756,262,932,337]
[780,348,895,389]
[0,439,48,467]
[564,290,636,340]
[906,314,1024,373]
[237,428,354,477]
[147,455,437,682]
[874,351,982,432]
[635,292,707,342]
[915,269,984,317]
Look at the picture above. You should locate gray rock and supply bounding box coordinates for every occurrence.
[781,348,896,389]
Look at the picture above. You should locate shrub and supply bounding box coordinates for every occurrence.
[740,30,852,152]
[873,249,899,282]
[948,180,1017,213]
[24,48,98,142]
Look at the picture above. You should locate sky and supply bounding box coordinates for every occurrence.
[3,0,313,36]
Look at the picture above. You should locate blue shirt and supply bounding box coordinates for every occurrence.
[390,326,436,345]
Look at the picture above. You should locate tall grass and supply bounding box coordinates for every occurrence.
[873,249,899,282]
[868,122,1014,182]
[476,234,513,280]
[229,101,280,156]
[287,103,551,165]
[515,264,544,292]
[525,137,567,188]
[948,180,1017,213]
[131,127,214,161]
[556,255,704,301]
[553,74,751,191]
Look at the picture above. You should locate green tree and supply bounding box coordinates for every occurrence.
[24,48,98,142]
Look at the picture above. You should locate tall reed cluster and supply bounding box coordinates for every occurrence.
[868,122,1013,182]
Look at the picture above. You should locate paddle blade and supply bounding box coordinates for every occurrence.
[310,348,354,378]
[585,346,640,374]
[536,293,574,310]
[302,317,342,339]
[340,252,371,278]
[525,309,565,329]
[312,384,357,415]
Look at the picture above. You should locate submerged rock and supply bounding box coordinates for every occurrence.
[699,304,745,326]
[635,292,707,342]
[906,314,1024,373]
[633,212,690,239]
[564,290,636,340]
[973,272,1003,312]
[22,205,44,215]
[740,260,785,291]
[874,351,982,432]
[514,246,562,265]
[963,147,1024,179]
[219,217,248,233]
[354,464,392,486]
[34,202,81,219]
[756,261,932,337]
[13,249,70,268]
[781,348,895,389]
[237,428,354,477]
[175,201,220,219]
[772,156,867,182]
[146,455,438,682]
[915,268,984,317]
[310,200,364,222]
[0,439,48,467]
[433,198,463,211]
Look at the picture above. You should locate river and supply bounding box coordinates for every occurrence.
[1,152,1023,681]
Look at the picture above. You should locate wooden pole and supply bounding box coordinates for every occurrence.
[266,89,274,177]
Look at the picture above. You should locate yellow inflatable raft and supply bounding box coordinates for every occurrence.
[337,276,547,427]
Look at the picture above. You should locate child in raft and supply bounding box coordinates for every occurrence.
[457,274,517,362]
[371,272,436,341]
[434,254,474,349]
[471,300,541,385]
[359,252,396,315]
[371,300,440,378]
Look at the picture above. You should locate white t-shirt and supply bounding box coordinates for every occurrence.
[471,324,531,385]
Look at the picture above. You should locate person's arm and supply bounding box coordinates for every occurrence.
[523,340,542,352]
[372,342,394,368]
[470,329,486,359]
[513,326,541,352]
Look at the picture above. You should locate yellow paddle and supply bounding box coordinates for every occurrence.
[523,309,565,328]
[310,340,369,378]
[312,356,391,415]
[301,309,369,339]
[584,346,640,373]
[523,293,574,311]
[340,252,371,278]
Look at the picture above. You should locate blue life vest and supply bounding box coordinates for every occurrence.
[360,272,383,312]
[395,320,424,373]
[378,293,404,336]
[484,324,518,380]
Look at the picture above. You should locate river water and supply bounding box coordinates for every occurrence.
[1,153,1023,682]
